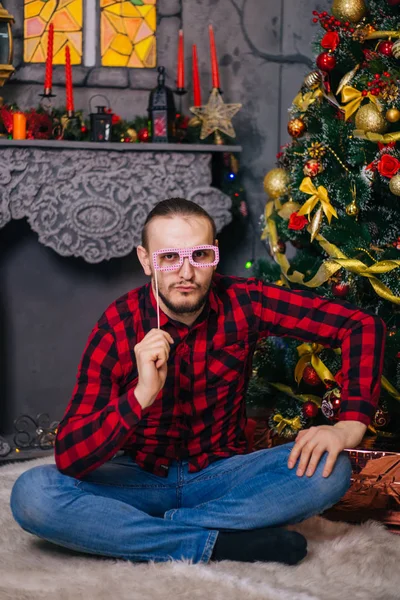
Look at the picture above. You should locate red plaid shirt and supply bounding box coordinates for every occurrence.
[55,273,386,479]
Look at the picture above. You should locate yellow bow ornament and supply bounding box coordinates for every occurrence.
[298,177,338,225]
[340,85,380,121]
[273,414,303,436]
[293,88,323,113]
[295,342,338,386]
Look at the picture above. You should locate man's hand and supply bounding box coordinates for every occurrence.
[133,328,174,409]
[287,421,367,478]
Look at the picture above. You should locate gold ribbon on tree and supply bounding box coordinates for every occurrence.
[354,130,400,143]
[269,382,321,406]
[365,30,400,40]
[382,376,400,402]
[322,256,400,305]
[264,205,400,306]
[273,414,303,435]
[261,197,283,242]
[340,85,380,121]
[294,342,339,385]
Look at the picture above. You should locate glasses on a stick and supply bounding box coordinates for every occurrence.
[152,245,219,272]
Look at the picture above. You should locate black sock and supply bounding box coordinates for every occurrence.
[210,527,307,565]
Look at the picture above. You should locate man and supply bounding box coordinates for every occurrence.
[10,198,386,566]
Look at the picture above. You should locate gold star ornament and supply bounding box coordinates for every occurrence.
[190,88,242,140]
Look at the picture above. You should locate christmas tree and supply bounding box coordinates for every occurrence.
[247,0,400,445]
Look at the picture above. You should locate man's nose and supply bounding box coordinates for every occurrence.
[179,257,195,278]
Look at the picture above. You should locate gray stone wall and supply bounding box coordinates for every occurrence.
[0,0,331,433]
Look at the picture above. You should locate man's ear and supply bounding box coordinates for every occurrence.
[137,245,152,276]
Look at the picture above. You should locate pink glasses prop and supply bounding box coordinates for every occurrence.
[152,245,219,328]
[152,245,219,272]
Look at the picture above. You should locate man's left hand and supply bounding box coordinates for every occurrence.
[287,421,367,478]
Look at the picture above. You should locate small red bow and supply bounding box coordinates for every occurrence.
[378,142,396,151]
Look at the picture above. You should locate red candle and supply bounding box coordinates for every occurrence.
[177,29,184,89]
[208,24,220,90]
[65,45,74,113]
[192,44,202,106]
[44,22,54,93]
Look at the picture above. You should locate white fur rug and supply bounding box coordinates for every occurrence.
[1,456,399,600]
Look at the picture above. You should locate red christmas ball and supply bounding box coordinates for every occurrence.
[303,365,321,386]
[303,401,319,418]
[316,52,336,72]
[138,127,149,142]
[378,41,393,56]
[332,281,349,297]
[303,159,323,177]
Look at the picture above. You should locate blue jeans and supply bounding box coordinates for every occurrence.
[10,442,352,564]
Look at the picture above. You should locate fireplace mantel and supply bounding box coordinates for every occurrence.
[0,140,242,263]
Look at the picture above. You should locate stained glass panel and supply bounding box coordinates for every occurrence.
[24,0,83,65]
[101,0,157,68]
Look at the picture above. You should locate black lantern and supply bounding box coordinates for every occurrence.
[0,3,14,87]
[148,66,176,142]
[89,95,113,142]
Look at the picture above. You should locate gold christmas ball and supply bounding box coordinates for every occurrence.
[263,168,289,199]
[386,108,400,123]
[126,128,137,142]
[346,199,360,217]
[303,71,322,90]
[355,103,387,133]
[389,173,400,196]
[392,40,400,60]
[287,118,306,138]
[332,0,367,22]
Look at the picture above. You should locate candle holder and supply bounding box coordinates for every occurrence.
[39,91,56,120]
[39,88,56,99]
[63,110,81,141]
[174,87,187,118]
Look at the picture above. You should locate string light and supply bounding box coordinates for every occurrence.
[245,260,253,269]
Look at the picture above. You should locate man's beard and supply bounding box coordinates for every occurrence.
[157,281,212,315]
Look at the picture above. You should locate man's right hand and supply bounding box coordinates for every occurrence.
[133,328,174,409]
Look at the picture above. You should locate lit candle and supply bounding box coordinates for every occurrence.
[44,22,54,94]
[13,112,26,140]
[177,29,184,89]
[65,45,74,114]
[208,24,220,90]
[192,44,202,106]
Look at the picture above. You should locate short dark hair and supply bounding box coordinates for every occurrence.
[141,198,217,249]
